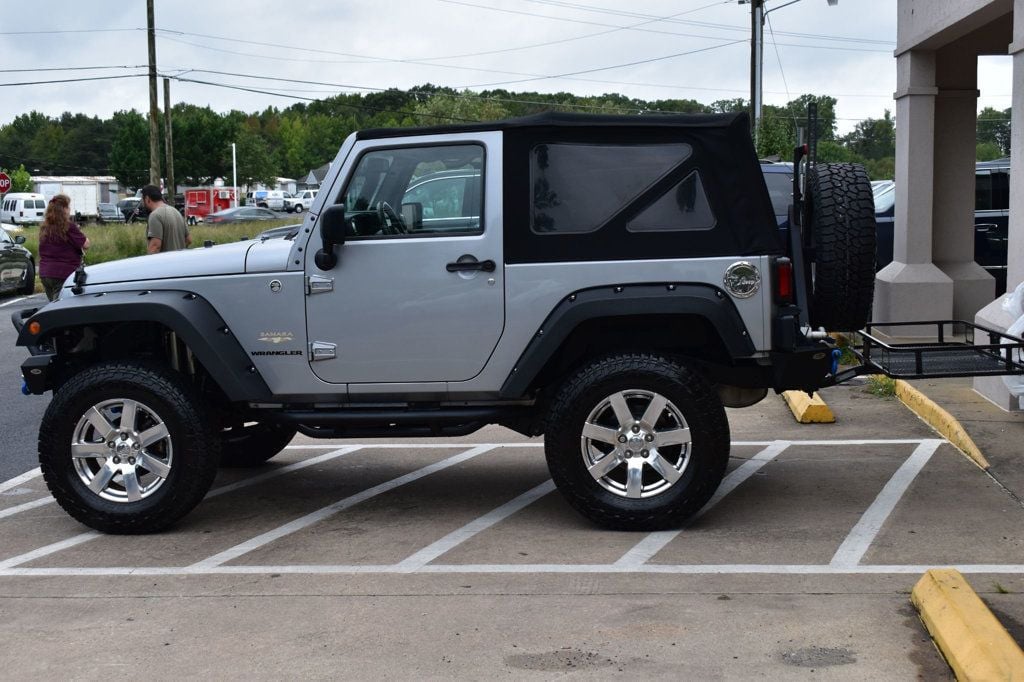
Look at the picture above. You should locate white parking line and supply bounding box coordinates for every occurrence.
[4,563,1024,578]
[0,468,42,495]
[0,296,28,308]
[829,439,945,568]
[394,479,557,572]
[189,444,498,570]
[0,497,53,520]
[205,445,363,499]
[0,532,100,570]
[614,441,792,568]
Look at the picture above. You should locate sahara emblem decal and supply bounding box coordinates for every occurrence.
[258,331,294,344]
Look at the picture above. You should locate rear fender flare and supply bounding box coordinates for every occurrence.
[499,283,756,398]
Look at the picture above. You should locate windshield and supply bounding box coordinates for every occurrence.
[874,184,895,213]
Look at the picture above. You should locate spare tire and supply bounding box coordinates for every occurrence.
[807,162,877,331]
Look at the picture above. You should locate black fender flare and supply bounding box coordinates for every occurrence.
[17,290,272,401]
[499,283,757,399]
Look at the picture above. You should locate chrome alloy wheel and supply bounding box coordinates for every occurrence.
[580,389,692,499]
[70,398,174,503]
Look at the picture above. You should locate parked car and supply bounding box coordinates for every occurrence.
[873,158,1010,294]
[96,203,123,225]
[205,207,279,224]
[285,189,318,213]
[1,193,47,225]
[117,198,143,222]
[0,226,35,295]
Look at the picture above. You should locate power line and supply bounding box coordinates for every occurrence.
[0,65,147,74]
[0,28,139,35]
[516,0,895,45]
[0,74,148,87]
[438,0,892,52]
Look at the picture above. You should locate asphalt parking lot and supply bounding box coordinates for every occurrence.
[1,383,1022,678]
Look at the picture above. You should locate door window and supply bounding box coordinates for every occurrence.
[341,144,484,238]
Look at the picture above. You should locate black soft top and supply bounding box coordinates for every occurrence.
[356,111,747,140]
[358,111,783,262]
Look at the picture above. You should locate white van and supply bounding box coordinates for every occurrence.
[0,193,47,224]
[286,189,318,213]
[246,189,285,211]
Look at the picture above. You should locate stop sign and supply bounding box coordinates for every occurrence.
[0,172,10,194]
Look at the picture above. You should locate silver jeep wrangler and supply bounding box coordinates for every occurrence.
[12,112,877,533]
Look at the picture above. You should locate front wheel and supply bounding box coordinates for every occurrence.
[294,204,304,214]
[38,361,221,534]
[544,354,730,531]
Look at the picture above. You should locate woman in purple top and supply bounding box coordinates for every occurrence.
[38,193,90,301]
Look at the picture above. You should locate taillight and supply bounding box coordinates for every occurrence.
[774,257,794,305]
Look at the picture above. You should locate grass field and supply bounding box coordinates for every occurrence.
[8,219,297,295]
[16,219,297,266]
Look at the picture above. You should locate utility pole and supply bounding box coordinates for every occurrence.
[749,0,764,141]
[147,0,160,187]
[163,78,175,203]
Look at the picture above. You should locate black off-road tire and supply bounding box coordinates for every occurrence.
[807,162,877,331]
[38,361,221,534]
[544,353,730,531]
[20,260,35,295]
[219,422,297,467]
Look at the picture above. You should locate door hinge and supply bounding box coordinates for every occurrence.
[310,341,337,361]
[306,274,334,295]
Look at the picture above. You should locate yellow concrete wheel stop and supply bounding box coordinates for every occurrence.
[912,568,1024,680]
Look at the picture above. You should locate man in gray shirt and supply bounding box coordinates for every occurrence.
[141,185,191,254]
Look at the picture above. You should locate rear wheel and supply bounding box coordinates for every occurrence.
[219,422,297,467]
[294,204,304,214]
[544,353,730,530]
[38,361,221,534]
[807,162,876,331]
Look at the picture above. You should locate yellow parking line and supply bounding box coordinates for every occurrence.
[912,568,1024,680]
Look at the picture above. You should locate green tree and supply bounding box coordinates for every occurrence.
[230,126,278,188]
[977,106,1010,156]
[0,164,33,192]
[108,110,150,189]
[842,110,895,160]
[976,141,1003,161]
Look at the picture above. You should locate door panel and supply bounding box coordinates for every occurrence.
[304,134,504,385]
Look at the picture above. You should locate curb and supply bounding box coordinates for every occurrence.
[782,391,835,423]
[911,568,1024,680]
[894,380,990,470]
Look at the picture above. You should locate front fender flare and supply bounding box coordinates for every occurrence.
[17,290,271,401]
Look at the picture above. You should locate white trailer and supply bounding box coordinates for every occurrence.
[32,176,118,219]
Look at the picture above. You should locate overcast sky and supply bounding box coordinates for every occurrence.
[0,0,1014,135]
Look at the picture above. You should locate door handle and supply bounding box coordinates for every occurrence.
[446,259,496,273]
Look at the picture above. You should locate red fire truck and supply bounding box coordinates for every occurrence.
[184,187,237,225]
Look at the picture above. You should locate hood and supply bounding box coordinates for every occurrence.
[80,240,255,286]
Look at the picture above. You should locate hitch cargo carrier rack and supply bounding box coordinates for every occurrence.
[846,320,1024,380]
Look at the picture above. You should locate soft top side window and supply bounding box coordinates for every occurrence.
[530,143,692,234]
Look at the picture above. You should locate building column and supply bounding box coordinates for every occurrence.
[974,0,1024,411]
[874,49,954,334]
[933,47,995,319]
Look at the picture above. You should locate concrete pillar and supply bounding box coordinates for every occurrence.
[974,0,1024,411]
[874,49,954,334]
[933,45,995,319]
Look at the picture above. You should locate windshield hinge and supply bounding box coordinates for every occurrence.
[310,341,337,361]
[306,274,334,295]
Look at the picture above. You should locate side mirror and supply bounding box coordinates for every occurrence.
[315,203,347,270]
[14,235,26,245]
[401,202,423,232]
